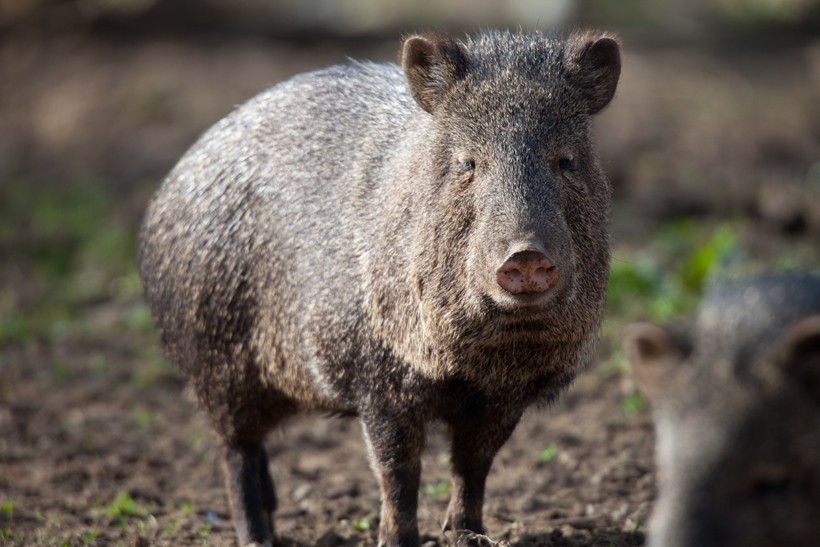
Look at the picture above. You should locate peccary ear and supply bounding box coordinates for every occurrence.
[564,31,621,115]
[402,34,469,114]
[781,314,820,402]
[622,322,692,405]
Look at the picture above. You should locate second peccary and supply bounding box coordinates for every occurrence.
[623,273,820,547]
[138,30,621,546]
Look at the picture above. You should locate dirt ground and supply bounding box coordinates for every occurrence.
[1,27,819,546]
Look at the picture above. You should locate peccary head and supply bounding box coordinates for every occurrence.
[623,275,820,547]
[393,31,619,367]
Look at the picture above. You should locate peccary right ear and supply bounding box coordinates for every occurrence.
[622,322,692,405]
[402,34,469,114]
[564,31,621,115]
[781,314,820,402]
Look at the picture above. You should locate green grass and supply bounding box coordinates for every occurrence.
[339,516,374,533]
[421,480,451,498]
[106,492,146,520]
[351,517,372,532]
[620,393,648,416]
[0,181,145,347]
[1,499,13,517]
[607,221,741,324]
[198,523,213,538]
[132,407,153,431]
[539,442,559,463]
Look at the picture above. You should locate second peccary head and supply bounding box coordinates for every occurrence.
[383,32,619,379]
[623,274,820,547]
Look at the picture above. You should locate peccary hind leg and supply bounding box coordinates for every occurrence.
[362,412,424,547]
[443,407,523,541]
[223,442,277,545]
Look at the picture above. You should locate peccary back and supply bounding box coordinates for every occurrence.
[138,30,621,546]
[624,273,820,547]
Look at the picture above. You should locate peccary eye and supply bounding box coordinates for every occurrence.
[748,466,792,499]
[557,156,576,171]
[458,159,476,172]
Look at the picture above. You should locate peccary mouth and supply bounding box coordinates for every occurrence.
[480,286,564,313]
[499,289,557,307]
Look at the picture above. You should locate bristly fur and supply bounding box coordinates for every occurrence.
[138,29,621,546]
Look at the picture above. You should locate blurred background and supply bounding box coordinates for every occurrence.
[1,1,819,545]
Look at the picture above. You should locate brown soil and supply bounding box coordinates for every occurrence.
[1,337,652,546]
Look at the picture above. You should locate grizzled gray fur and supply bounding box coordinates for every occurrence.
[138,30,621,546]
[624,273,820,547]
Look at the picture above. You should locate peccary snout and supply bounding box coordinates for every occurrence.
[496,241,559,295]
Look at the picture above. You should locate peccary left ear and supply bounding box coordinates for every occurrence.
[402,34,470,114]
[622,321,692,405]
[565,31,622,115]
[781,314,820,402]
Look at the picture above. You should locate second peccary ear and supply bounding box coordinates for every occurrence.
[622,321,692,405]
[781,314,820,402]
[402,34,469,114]
[564,31,621,115]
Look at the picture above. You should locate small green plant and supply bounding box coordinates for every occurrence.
[1,499,13,517]
[621,393,648,415]
[132,407,153,431]
[679,224,737,292]
[198,523,213,538]
[421,480,451,498]
[161,523,178,538]
[352,517,372,532]
[136,514,158,536]
[81,529,99,543]
[107,492,145,519]
[539,442,559,463]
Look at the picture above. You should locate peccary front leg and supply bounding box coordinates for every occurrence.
[361,411,424,547]
[443,406,523,540]
[223,442,277,546]
[257,446,278,525]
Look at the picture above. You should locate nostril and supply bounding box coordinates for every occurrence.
[535,265,555,280]
[501,267,524,285]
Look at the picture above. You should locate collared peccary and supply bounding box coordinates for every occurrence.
[623,273,820,547]
[138,30,621,546]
